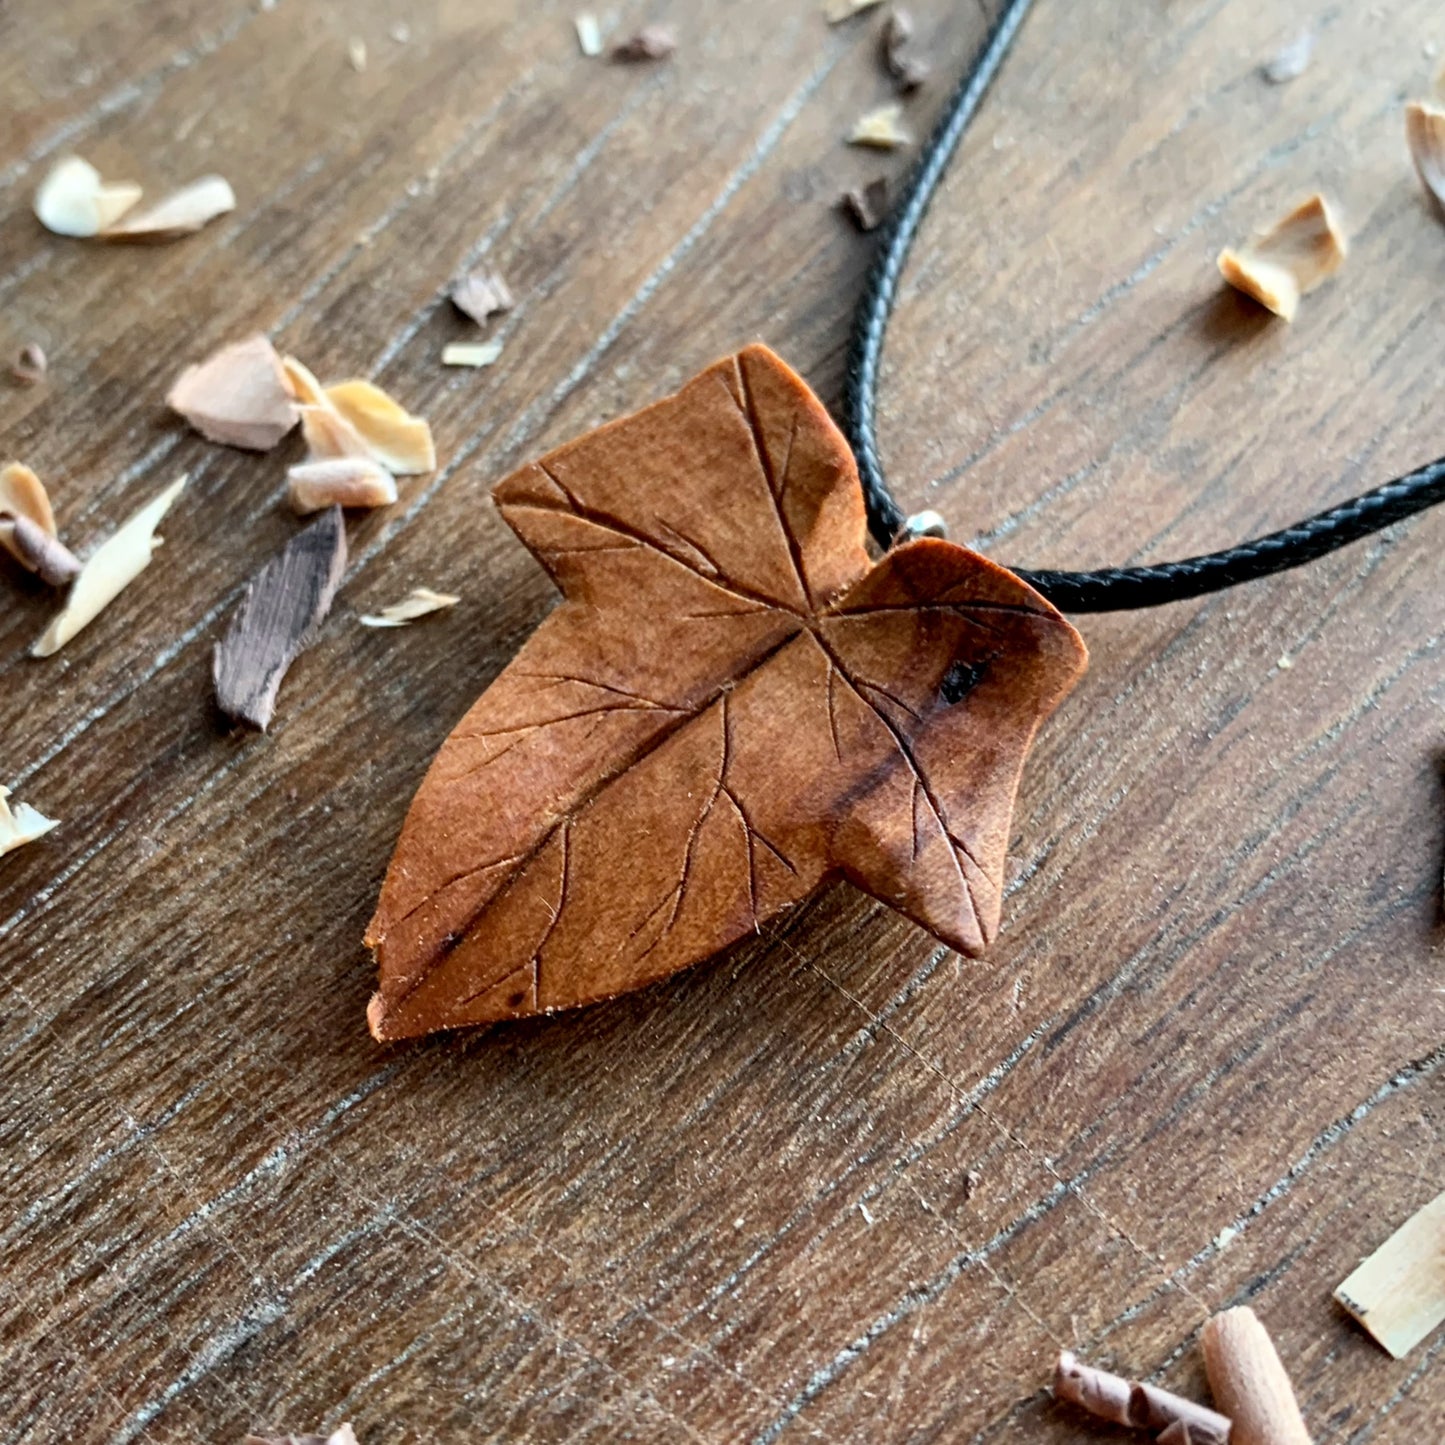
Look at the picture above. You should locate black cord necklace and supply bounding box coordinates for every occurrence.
[843,0,1445,613]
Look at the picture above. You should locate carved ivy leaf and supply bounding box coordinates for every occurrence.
[366,345,1087,1039]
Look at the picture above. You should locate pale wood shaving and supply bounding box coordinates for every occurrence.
[824,0,883,20]
[281,355,328,408]
[442,340,503,368]
[32,475,187,658]
[1406,101,1445,212]
[288,457,397,514]
[34,156,141,238]
[0,462,78,586]
[168,335,299,450]
[244,1426,358,1445]
[349,36,368,71]
[102,174,235,240]
[390,20,410,43]
[1261,31,1315,83]
[299,403,371,462]
[1216,194,1346,321]
[451,268,513,325]
[849,102,911,150]
[285,357,435,472]
[324,380,435,474]
[575,13,603,56]
[1335,1189,1445,1358]
[0,462,57,536]
[359,587,460,627]
[0,786,58,858]
[12,343,46,385]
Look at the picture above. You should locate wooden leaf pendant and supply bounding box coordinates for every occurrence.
[366,346,1087,1040]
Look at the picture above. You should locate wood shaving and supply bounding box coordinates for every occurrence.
[451,268,513,325]
[1216,194,1346,321]
[1261,31,1315,83]
[168,335,299,450]
[849,102,911,149]
[32,474,187,658]
[612,26,676,61]
[1406,101,1445,211]
[825,0,883,20]
[288,457,397,514]
[0,786,58,858]
[575,13,603,57]
[841,176,889,231]
[1335,1189,1445,1358]
[1053,1351,1230,1445]
[12,343,46,385]
[245,1425,358,1445]
[880,8,928,92]
[281,355,328,408]
[0,463,79,586]
[215,505,347,731]
[442,340,503,368]
[299,403,371,462]
[348,36,368,71]
[324,380,435,474]
[359,586,460,627]
[0,461,57,537]
[285,358,434,472]
[102,174,235,240]
[389,20,410,43]
[34,155,142,237]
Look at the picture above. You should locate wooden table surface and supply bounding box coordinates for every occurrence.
[2,0,1442,1439]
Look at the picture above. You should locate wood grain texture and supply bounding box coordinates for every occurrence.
[0,0,1441,1440]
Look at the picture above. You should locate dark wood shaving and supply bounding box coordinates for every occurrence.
[841,177,889,231]
[880,7,928,92]
[12,343,46,385]
[450,268,514,326]
[214,506,347,732]
[611,25,676,61]
[3,514,80,586]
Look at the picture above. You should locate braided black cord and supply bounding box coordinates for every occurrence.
[842,0,1445,613]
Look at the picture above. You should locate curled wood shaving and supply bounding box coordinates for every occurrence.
[281,355,327,408]
[348,36,368,71]
[0,463,79,586]
[0,786,58,858]
[1216,194,1346,321]
[612,26,676,61]
[359,586,460,627]
[288,457,397,514]
[825,0,883,20]
[32,474,187,658]
[324,381,435,474]
[284,357,435,472]
[849,102,911,149]
[12,343,46,385]
[214,505,346,731]
[1335,1189,1445,1359]
[841,176,889,231]
[168,335,299,450]
[1406,101,1445,212]
[450,268,513,326]
[575,13,603,57]
[1261,31,1315,84]
[442,340,503,368]
[34,156,142,237]
[102,174,235,241]
[0,461,57,536]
